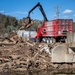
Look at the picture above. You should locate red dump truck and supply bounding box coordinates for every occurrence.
[27,2,73,43]
[36,19,73,43]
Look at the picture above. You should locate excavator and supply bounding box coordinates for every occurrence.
[20,2,49,42]
[24,2,73,43]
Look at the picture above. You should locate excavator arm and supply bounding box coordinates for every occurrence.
[28,2,48,21]
[20,2,48,30]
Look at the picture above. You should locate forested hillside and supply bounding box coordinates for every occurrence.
[0,13,75,35]
[0,13,18,34]
[0,13,42,34]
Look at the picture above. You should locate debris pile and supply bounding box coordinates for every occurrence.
[0,37,53,72]
[0,31,27,45]
[0,32,75,72]
[19,17,34,30]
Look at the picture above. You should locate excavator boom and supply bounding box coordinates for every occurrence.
[20,2,48,30]
[28,2,48,21]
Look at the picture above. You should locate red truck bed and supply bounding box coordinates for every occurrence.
[37,19,73,38]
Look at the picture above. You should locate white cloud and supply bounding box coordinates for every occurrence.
[53,15,56,17]
[13,11,28,14]
[5,11,28,15]
[63,9,73,14]
[63,15,68,18]
[73,14,75,16]
[0,10,5,13]
[53,15,57,19]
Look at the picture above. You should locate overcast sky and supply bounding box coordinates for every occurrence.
[0,0,75,21]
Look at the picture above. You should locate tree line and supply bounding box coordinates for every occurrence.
[0,13,18,34]
[0,13,42,34]
[0,13,75,34]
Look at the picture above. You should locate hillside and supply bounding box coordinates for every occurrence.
[0,13,75,35]
[0,13,18,34]
[0,13,42,35]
